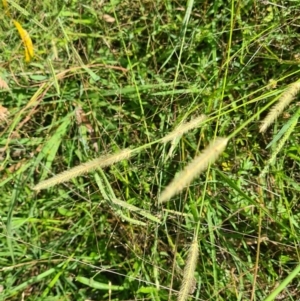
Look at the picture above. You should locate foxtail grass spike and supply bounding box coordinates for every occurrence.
[159,137,228,203]
[33,148,134,190]
[177,239,199,301]
[260,81,300,133]
[161,115,207,143]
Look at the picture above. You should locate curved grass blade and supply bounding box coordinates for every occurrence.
[76,276,124,290]
[111,198,161,224]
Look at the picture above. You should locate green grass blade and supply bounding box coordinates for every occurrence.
[76,276,124,290]
[263,263,300,301]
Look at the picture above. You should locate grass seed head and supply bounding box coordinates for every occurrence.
[159,137,229,203]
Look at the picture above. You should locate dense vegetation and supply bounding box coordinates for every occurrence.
[1,1,300,300]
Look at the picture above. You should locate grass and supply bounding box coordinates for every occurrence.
[1,0,300,300]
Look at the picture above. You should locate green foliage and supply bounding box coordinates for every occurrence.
[1,1,300,300]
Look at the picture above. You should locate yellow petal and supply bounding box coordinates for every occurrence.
[13,20,34,62]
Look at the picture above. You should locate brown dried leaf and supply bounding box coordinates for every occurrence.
[0,105,9,123]
[0,78,9,90]
[74,106,94,134]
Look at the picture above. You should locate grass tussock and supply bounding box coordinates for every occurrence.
[2,1,300,300]
[33,148,134,190]
[260,81,300,132]
[177,239,199,301]
[158,137,229,203]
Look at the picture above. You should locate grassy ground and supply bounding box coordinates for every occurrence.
[1,0,300,300]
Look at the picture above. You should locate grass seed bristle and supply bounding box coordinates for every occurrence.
[161,115,207,143]
[260,81,300,133]
[159,137,228,203]
[177,239,199,301]
[33,148,134,190]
